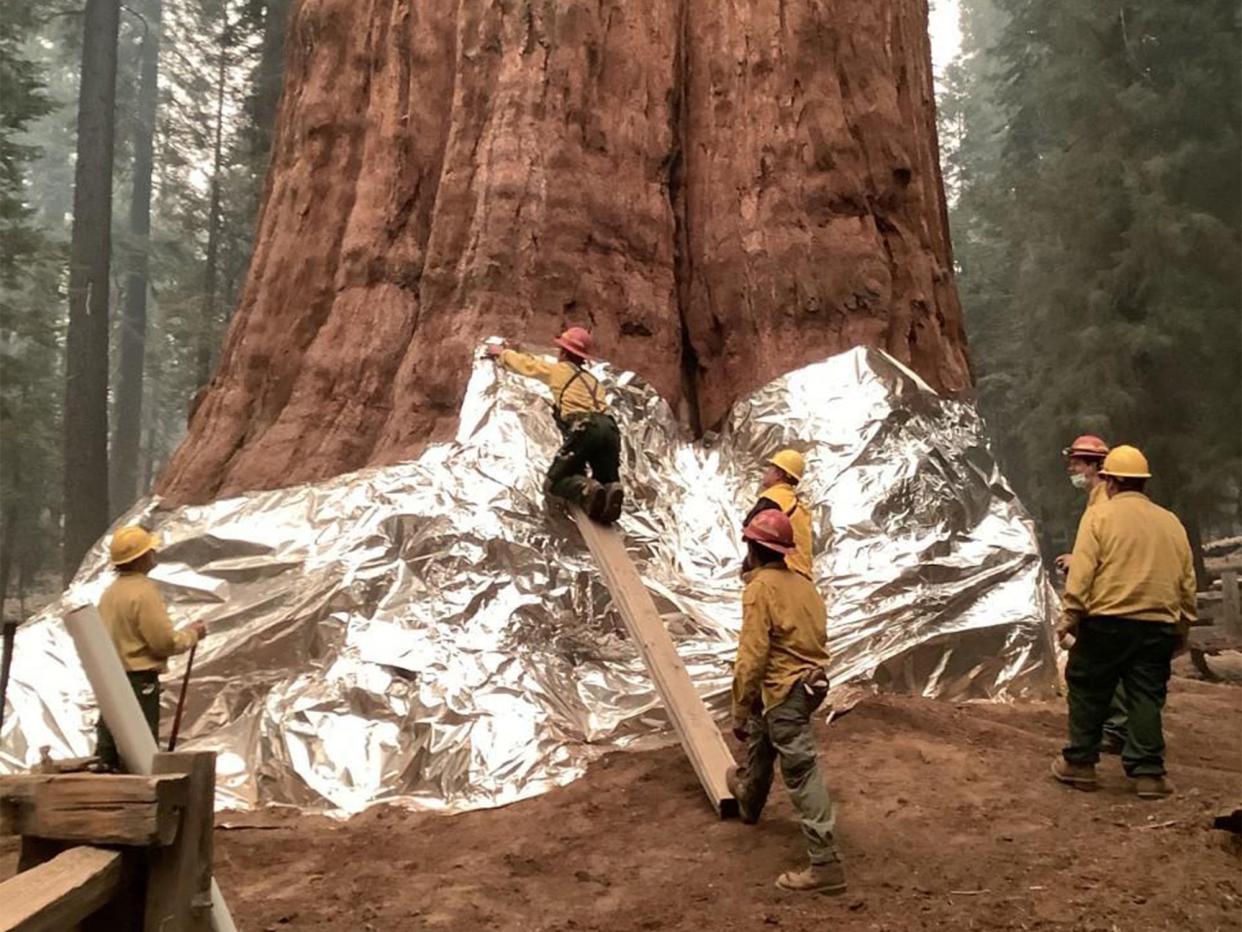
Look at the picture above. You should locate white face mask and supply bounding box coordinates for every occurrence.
[1070,473,1089,490]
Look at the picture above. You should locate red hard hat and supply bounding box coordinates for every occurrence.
[743,509,796,555]
[1062,434,1109,459]
[554,326,593,359]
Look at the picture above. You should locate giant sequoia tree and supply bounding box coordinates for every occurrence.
[158,0,972,505]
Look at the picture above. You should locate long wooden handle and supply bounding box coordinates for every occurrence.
[168,642,197,751]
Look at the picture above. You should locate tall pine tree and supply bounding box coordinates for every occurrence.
[945,0,1242,565]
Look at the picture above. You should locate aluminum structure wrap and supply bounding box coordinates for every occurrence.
[1,347,1058,814]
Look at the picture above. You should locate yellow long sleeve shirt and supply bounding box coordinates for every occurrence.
[498,350,608,420]
[1086,481,1107,510]
[1063,492,1197,625]
[99,572,199,672]
[754,483,814,580]
[732,565,830,724]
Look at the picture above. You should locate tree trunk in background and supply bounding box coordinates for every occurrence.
[112,0,162,515]
[63,0,121,580]
[158,0,971,506]
[0,505,14,621]
[196,17,230,388]
[252,0,290,168]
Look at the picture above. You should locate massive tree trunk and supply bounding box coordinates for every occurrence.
[158,0,971,506]
[112,0,162,515]
[63,0,121,579]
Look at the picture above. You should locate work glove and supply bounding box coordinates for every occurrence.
[1055,553,1072,574]
[731,720,750,742]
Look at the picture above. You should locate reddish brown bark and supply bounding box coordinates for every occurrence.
[158,0,970,505]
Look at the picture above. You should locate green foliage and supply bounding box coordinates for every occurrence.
[943,0,1242,558]
[1,0,284,589]
[0,1,64,594]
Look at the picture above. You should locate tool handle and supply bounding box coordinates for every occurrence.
[168,642,197,751]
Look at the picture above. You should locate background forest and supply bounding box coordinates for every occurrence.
[0,0,1238,612]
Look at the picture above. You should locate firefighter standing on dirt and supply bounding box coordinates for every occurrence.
[1057,434,1128,754]
[95,526,205,771]
[742,449,814,580]
[726,509,844,895]
[487,327,625,524]
[1051,445,1196,800]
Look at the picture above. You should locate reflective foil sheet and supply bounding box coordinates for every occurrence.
[0,347,1058,814]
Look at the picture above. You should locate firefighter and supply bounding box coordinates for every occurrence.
[726,509,844,894]
[1051,446,1196,800]
[742,449,814,580]
[487,327,624,524]
[95,526,205,771]
[1057,434,1127,753]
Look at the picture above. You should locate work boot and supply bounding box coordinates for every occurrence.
[599,483,625,525]
[1134,775,1175,800]
[775,861,847,895]
[726,766,759,825]
[579,479,607,520]
[1050,756,1098,790]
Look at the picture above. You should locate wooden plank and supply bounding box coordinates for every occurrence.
[0,846,121,932]
[1221,570,1241,638]
[0,774,188,846]
[146,751,217,932]
[572,510,738,817]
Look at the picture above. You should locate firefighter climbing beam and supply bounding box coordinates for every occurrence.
[572,510,738,818]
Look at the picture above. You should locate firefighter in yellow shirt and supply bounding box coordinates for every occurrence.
[742,449,814,579]
[487,327,624,524]
[95,526,205,771]
[1055,434,1110,572]
[1051,446,1196,800]
[726,509,844,895]
[1056,433,1127,753]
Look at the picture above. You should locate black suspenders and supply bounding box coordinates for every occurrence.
[555,365,602,422]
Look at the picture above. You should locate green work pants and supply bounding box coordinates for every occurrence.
[1103,682,1128,745]
[546,413,621,504]
[96,669,160,771]
[734,681,840,864]
[1063,617,1177,777]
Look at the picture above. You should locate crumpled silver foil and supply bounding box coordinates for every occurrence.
[0,346,1058,814]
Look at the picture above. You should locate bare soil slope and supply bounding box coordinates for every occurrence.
[205,678,1240,931]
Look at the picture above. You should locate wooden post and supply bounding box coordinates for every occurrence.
[573,510,738,817]
[146,751,216,932]
[1221,569,1241,638]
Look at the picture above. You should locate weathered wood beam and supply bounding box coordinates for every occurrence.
[573,510,738,818]
[146,752,217,932]
[0,773,188,846]
[0,846,121,932]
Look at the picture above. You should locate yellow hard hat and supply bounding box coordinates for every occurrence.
[1099,445,1151,479]
[768,449,805,483]
[109,526,160,566]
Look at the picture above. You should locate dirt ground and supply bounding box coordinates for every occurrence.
[210,674,1239,931]
[4,674,1239,931]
